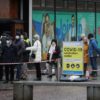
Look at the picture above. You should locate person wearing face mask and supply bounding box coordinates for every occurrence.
[14,33,25,80]
[2,38,17,83]
[26,34,42,81]
[23,32,31,62]
[47,39,61,80]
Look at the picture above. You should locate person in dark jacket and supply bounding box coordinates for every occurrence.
[23,32,31,62]
[88,33,100,77]
[0,38,3,81]
[14,33,25,80]
[2,38,17,83]
[47,39,61,80]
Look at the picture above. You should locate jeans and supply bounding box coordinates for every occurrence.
[90,57,97,76]
[16,64,22,80]
[5,65,15,81]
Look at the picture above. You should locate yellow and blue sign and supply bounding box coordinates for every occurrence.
[62,42,83,75]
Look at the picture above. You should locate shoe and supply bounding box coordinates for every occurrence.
[10,81,14,84]
[3,81,9,84]
[90,72,97,77]
[34,78,41,81]
[47,75,52,78]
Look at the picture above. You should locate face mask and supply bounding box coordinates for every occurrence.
[0,41,1,44]
[6,40,11,47]
[6,40,10,44]
[21,35,24,39]
[16,36,20,40]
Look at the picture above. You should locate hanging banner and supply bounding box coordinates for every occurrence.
[62,42,83,75]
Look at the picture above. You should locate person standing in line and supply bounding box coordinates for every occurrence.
[14,33,25,80]
[88,33,100,77]
[2,38,17,83]
[23,32,31,62]
[26,34,42,81]
[47,39,61,80]
[21,32,31,80]
[83,37,89,76]
[0,38,3,81]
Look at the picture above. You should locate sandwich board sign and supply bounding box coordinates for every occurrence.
[62,42,84,75]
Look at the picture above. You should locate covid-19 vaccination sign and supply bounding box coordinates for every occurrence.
[62,42,83,75]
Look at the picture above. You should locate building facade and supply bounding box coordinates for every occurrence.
[30,0,100,59]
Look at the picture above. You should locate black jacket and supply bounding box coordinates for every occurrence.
[14,39,25,62]
[2,45,17,63]
[47,46,61,61]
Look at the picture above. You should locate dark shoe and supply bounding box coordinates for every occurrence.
[90,72,97,77]
[10,81,14,84]
[3,81,9,84]
[47,75,52,78]
[34,78,41,81]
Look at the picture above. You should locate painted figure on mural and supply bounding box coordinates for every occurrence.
[80,17,90,35]
[42,13,54,60]
[65,14,76,41]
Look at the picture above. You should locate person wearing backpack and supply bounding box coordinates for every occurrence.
[88,33,100,77]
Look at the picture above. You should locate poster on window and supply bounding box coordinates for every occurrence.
[32,10,54,60]
[96,13,100,48]
[77,12,95,40]
[32,10,96,60]
[62,42,83,75]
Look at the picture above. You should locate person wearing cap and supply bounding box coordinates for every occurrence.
[26,34,42,80]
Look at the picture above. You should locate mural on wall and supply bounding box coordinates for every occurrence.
[56,12,76,48]
[96,13,100,47]
[32,10,98,59]
[32,11,54,60]
[77,12,95,39]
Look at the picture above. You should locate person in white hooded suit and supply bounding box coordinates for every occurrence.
[26,34,41,80]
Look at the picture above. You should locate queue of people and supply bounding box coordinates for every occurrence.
[0,31,100,83]
[81,33,100,77]
[0,32,31,83]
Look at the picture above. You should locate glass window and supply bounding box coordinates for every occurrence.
[96,12,100,47]
[77,12,95,40]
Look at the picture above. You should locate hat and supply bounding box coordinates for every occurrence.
[33,34,40,40]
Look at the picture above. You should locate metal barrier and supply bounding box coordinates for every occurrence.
[0,59,62,81]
